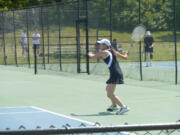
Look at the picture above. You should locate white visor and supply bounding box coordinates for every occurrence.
[97,39,111,47]
[146,31,151,36]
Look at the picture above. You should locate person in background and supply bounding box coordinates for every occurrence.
[32,29,40,56]
[117,44,123,54]
[112,39,118,51]
[144,31,154,67]
[21,29,28,57]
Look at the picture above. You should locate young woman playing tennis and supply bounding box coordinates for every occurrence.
[88,39,129,115]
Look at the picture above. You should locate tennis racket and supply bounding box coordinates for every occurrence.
[127,24,146,52]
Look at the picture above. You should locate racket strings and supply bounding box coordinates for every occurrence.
[131,25,146,42]
[128,24,146,52]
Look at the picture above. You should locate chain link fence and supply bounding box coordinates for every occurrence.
[0,0,179,84]
[0,122,180,135]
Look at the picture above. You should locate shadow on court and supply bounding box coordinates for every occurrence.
[71,112,115,117]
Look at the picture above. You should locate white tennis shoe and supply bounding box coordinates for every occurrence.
[107,104,119,112]
[116,106,130,115]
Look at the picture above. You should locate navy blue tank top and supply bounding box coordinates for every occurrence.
[103,50,123,77]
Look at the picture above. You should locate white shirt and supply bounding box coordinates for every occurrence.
[32,33,40,44]
[21,32,27,44]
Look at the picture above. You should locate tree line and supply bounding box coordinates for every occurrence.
[0,0,179,31]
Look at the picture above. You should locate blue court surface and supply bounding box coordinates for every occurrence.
[0,106,135,135]
[0,106,93,131]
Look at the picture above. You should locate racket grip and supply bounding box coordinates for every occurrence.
[127,43,133,52]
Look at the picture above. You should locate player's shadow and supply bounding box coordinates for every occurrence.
[71,112,116,117]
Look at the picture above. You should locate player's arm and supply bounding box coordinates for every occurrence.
[151,43,155,48]
[37,34,40,40]
[88,51,108,59]
[114,51,128,60]
[21,35,24,40]
[152,38,155,47]
[32,35,36,40]
[21,34,24,42]
[150,37,155,48]
[33,37,39,40]
[143,38,147,48]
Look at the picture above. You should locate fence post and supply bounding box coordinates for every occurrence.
[85,0,89,74]
[12,10,18,67]
[173,0,178,84]
[139,0,143,81]
[58,5,62,71]
[47,11,50,64]
[40,6,46,70]
[26,9,31,68]
[2,12,7,65]
[109,0,112,42]
[76,0,81,73]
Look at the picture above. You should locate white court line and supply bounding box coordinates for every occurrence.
[0,111,43,115]
[0,106,94,125]
[0,106,43,115]
[31,106,95,125]
[0,106,31,109]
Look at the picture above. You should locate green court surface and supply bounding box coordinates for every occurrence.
[0,65,180,126]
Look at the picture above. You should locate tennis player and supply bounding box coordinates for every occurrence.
[21,30,28,57]
[144,31,154,67]
[88,39,129,115]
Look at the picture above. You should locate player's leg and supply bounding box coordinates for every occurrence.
[145,52,149,67]
[24,43,28,53]
[36,45,40,56]
[22,47,24,57]
[106,84,117,111]
[144,47,149,67]
[21,42,25,57]
[106,84,129,115]
[37,49,39,56]
[150,48,153,66]
[106,84,124,111]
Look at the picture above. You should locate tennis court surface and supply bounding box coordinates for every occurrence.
[0,106,136,135]
[0,106,93,130]
[0,65,180,135]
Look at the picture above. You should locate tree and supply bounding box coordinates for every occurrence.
[90,0,173,31]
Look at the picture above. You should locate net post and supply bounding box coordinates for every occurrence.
[173,0,178,84]
[138,0,143,81]
[58,5,62,71]
[12,10,18,67]
[2,11,7,65]
[40,6,46,70]
[26,9,31,68]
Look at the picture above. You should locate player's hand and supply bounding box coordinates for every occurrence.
[88,52,94,58]
[124,51,129,58]
[149,45,153,48]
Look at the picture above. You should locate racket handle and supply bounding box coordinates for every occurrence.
[127,41,133,52]
[127,46,132,52]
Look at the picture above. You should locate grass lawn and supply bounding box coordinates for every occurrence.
[0,26,180,65]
